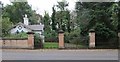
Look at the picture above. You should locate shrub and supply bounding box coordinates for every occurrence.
[95,23,118,48]
[44,30,58,42]
[45,37,58,42]
[64,28,89,47]
[34,33,43,49]
[4,32,28,39]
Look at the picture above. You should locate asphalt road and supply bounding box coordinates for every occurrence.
[2,49,118,60]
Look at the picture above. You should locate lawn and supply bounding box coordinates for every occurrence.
[43,42,58,49]
[43,42,87,49]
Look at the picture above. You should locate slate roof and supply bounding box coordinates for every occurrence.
[29,25,44,31]
[10,22,44,31]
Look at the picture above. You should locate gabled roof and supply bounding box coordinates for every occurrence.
[29,25,44,31]
[9,22,32,30]
[10,22,44,31]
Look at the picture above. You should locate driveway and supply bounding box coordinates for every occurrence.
[2,49,118,60]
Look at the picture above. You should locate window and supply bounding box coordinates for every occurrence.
[18,26,22,30]
[16,30,19,34]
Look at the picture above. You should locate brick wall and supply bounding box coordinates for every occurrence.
[59,33,64,48]
[0,32,35,49]
[0,39,31,49]
[89,32,95,48]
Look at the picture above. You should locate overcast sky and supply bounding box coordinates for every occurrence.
[0,0,119,16]
[0,0,77,16]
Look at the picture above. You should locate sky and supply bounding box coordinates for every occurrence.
[0,0,119,16]
[0,0,77,16]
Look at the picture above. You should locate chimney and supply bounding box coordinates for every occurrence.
[23,14,29,25]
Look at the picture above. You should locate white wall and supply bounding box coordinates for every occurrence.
[10,25,31,34]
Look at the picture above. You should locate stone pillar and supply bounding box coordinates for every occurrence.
[58,30,64,49]
[27,32,34,49]
[89,29,95,48]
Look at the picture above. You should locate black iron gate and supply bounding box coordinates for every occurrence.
[95,36,118,49]
[64,36,89,49]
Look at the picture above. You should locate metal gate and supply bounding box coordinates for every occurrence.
[64,36,89,49]
[95,36,118,49]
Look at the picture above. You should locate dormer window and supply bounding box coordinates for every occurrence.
[18,26,22,30]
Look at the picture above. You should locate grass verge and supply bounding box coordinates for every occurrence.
[43,42,58,49]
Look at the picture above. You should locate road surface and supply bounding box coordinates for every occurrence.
[2,49,118,60]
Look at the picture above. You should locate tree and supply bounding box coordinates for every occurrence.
[43,11,58,42]
[55,0,71,32]
[3,2,38,24]
[51,6,56,30]
[43,11,51,32]
[56,0,68,11]
[75,2,118,33]
[75,2,118,48]
[66,10,71,32]
[118,1,120,31]
[2,17,13,36]
[29,11,40,24]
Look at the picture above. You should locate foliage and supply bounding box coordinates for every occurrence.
[2,17,13,37]
[0,18,1,37]
[95,23,116,39]
[64,28,89,46]
[34,33,43,48]
[55,0,71,32]
[43,10,58,42]
[44,30,58,42]
[51,6,56,30]
[29,11,40,24]
[56,0,69,11]
[75,2,118,48]
[44,0,71,44]
[55,10,70,31]
[43,12,57,42]
[43,12,51,32]
[118,2,120,31]
[2,2,40,37]
[95,23,118,48]
[4,32,28,39]
[75,2,118,33]
[3,2,39,24]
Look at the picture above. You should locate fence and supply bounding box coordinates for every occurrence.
[95,37,118,49]
[59,30,119,49]
[64,37,89,49]
[59,30,95,49]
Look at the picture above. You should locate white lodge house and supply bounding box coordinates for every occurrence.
[9,14,44,42]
